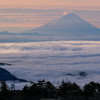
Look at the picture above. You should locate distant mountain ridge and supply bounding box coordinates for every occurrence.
[0,31,17,35]
[0,31,42,35]
[0,63,12,66]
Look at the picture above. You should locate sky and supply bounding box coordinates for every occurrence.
[0,0,100,33]
[0,0,100,9]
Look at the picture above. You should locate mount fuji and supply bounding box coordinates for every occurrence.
[24,13,100,36]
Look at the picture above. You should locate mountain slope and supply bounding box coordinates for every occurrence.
[0,68,27,82]
[26,13,100,36]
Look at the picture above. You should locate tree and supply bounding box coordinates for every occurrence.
[0,81,9,96]
[29,83,40,96]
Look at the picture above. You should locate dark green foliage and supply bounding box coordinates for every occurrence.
[1,80,100,100]
[22,84,29,94]
[29,83,40,96]
[1,81,9,96]
[45,81,55,90]
[83,81,100,97]
[60,80,81,94]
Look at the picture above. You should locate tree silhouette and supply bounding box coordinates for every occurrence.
[0,81,9,96]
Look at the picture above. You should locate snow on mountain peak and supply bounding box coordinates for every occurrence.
[63,12,68,15]
[49,13,84,27]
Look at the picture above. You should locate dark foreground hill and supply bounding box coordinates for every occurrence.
[0,67,27,82]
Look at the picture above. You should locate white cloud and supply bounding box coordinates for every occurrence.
[0,41,100,88]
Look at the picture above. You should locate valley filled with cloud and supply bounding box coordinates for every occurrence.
[0,41,100,89]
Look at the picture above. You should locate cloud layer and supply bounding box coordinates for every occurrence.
[1,41,100,88]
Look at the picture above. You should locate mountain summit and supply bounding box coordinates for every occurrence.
[25,13,100,36]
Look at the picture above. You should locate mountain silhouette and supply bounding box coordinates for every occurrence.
[0,67,27,82]
[26,13,100,36]
[0,31,17,35]
[0,63,12,66]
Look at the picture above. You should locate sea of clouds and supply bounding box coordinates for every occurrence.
[1,41,100,89]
